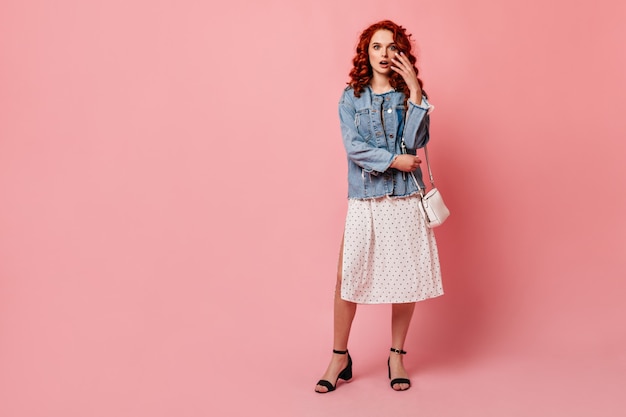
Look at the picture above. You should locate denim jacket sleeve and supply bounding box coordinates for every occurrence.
[338,92,395,173]
[402,97,432,151]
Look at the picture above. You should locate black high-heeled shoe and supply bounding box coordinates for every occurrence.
[388,347,411,391]
[315,349,353,393]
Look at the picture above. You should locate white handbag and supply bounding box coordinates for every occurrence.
[403,143,450,228]
[418,186,450,228]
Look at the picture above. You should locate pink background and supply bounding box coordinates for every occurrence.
[1,0,625,416]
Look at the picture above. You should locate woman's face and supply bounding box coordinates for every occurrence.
[368,29,398,77]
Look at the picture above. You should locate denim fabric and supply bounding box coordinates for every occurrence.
[339,85,431,199]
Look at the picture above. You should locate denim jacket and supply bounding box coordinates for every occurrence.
[339,85,432,199]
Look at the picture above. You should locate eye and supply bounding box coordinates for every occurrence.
[389,45,398,51]
[372,45,380,50]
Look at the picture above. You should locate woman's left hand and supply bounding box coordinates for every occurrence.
[391,52,422,104]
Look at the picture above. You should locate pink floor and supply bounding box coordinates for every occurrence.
[297,353,625,417]
[1,292,624,416]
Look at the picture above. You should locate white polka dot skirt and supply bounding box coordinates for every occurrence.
[341,195,444,304]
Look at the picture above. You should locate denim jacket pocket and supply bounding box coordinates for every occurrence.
[354,108,372,141]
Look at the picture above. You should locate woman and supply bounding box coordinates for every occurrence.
[315,20,443,393]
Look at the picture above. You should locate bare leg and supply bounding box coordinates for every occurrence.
[315,236,357,393]
[389,302,416,391]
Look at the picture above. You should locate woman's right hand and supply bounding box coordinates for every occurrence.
[390,154,422,172]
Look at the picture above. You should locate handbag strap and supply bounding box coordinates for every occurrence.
[422,145,436,189]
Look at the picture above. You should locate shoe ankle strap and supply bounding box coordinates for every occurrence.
[332,349,348,355]
[390,348,407,355]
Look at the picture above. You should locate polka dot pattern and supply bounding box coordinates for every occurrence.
[341,195,444,304]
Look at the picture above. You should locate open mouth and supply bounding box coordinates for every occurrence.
[380,61,389,67]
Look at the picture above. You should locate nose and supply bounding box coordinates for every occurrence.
[381,48,388,57]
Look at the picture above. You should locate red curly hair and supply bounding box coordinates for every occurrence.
[348,20,426,101]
